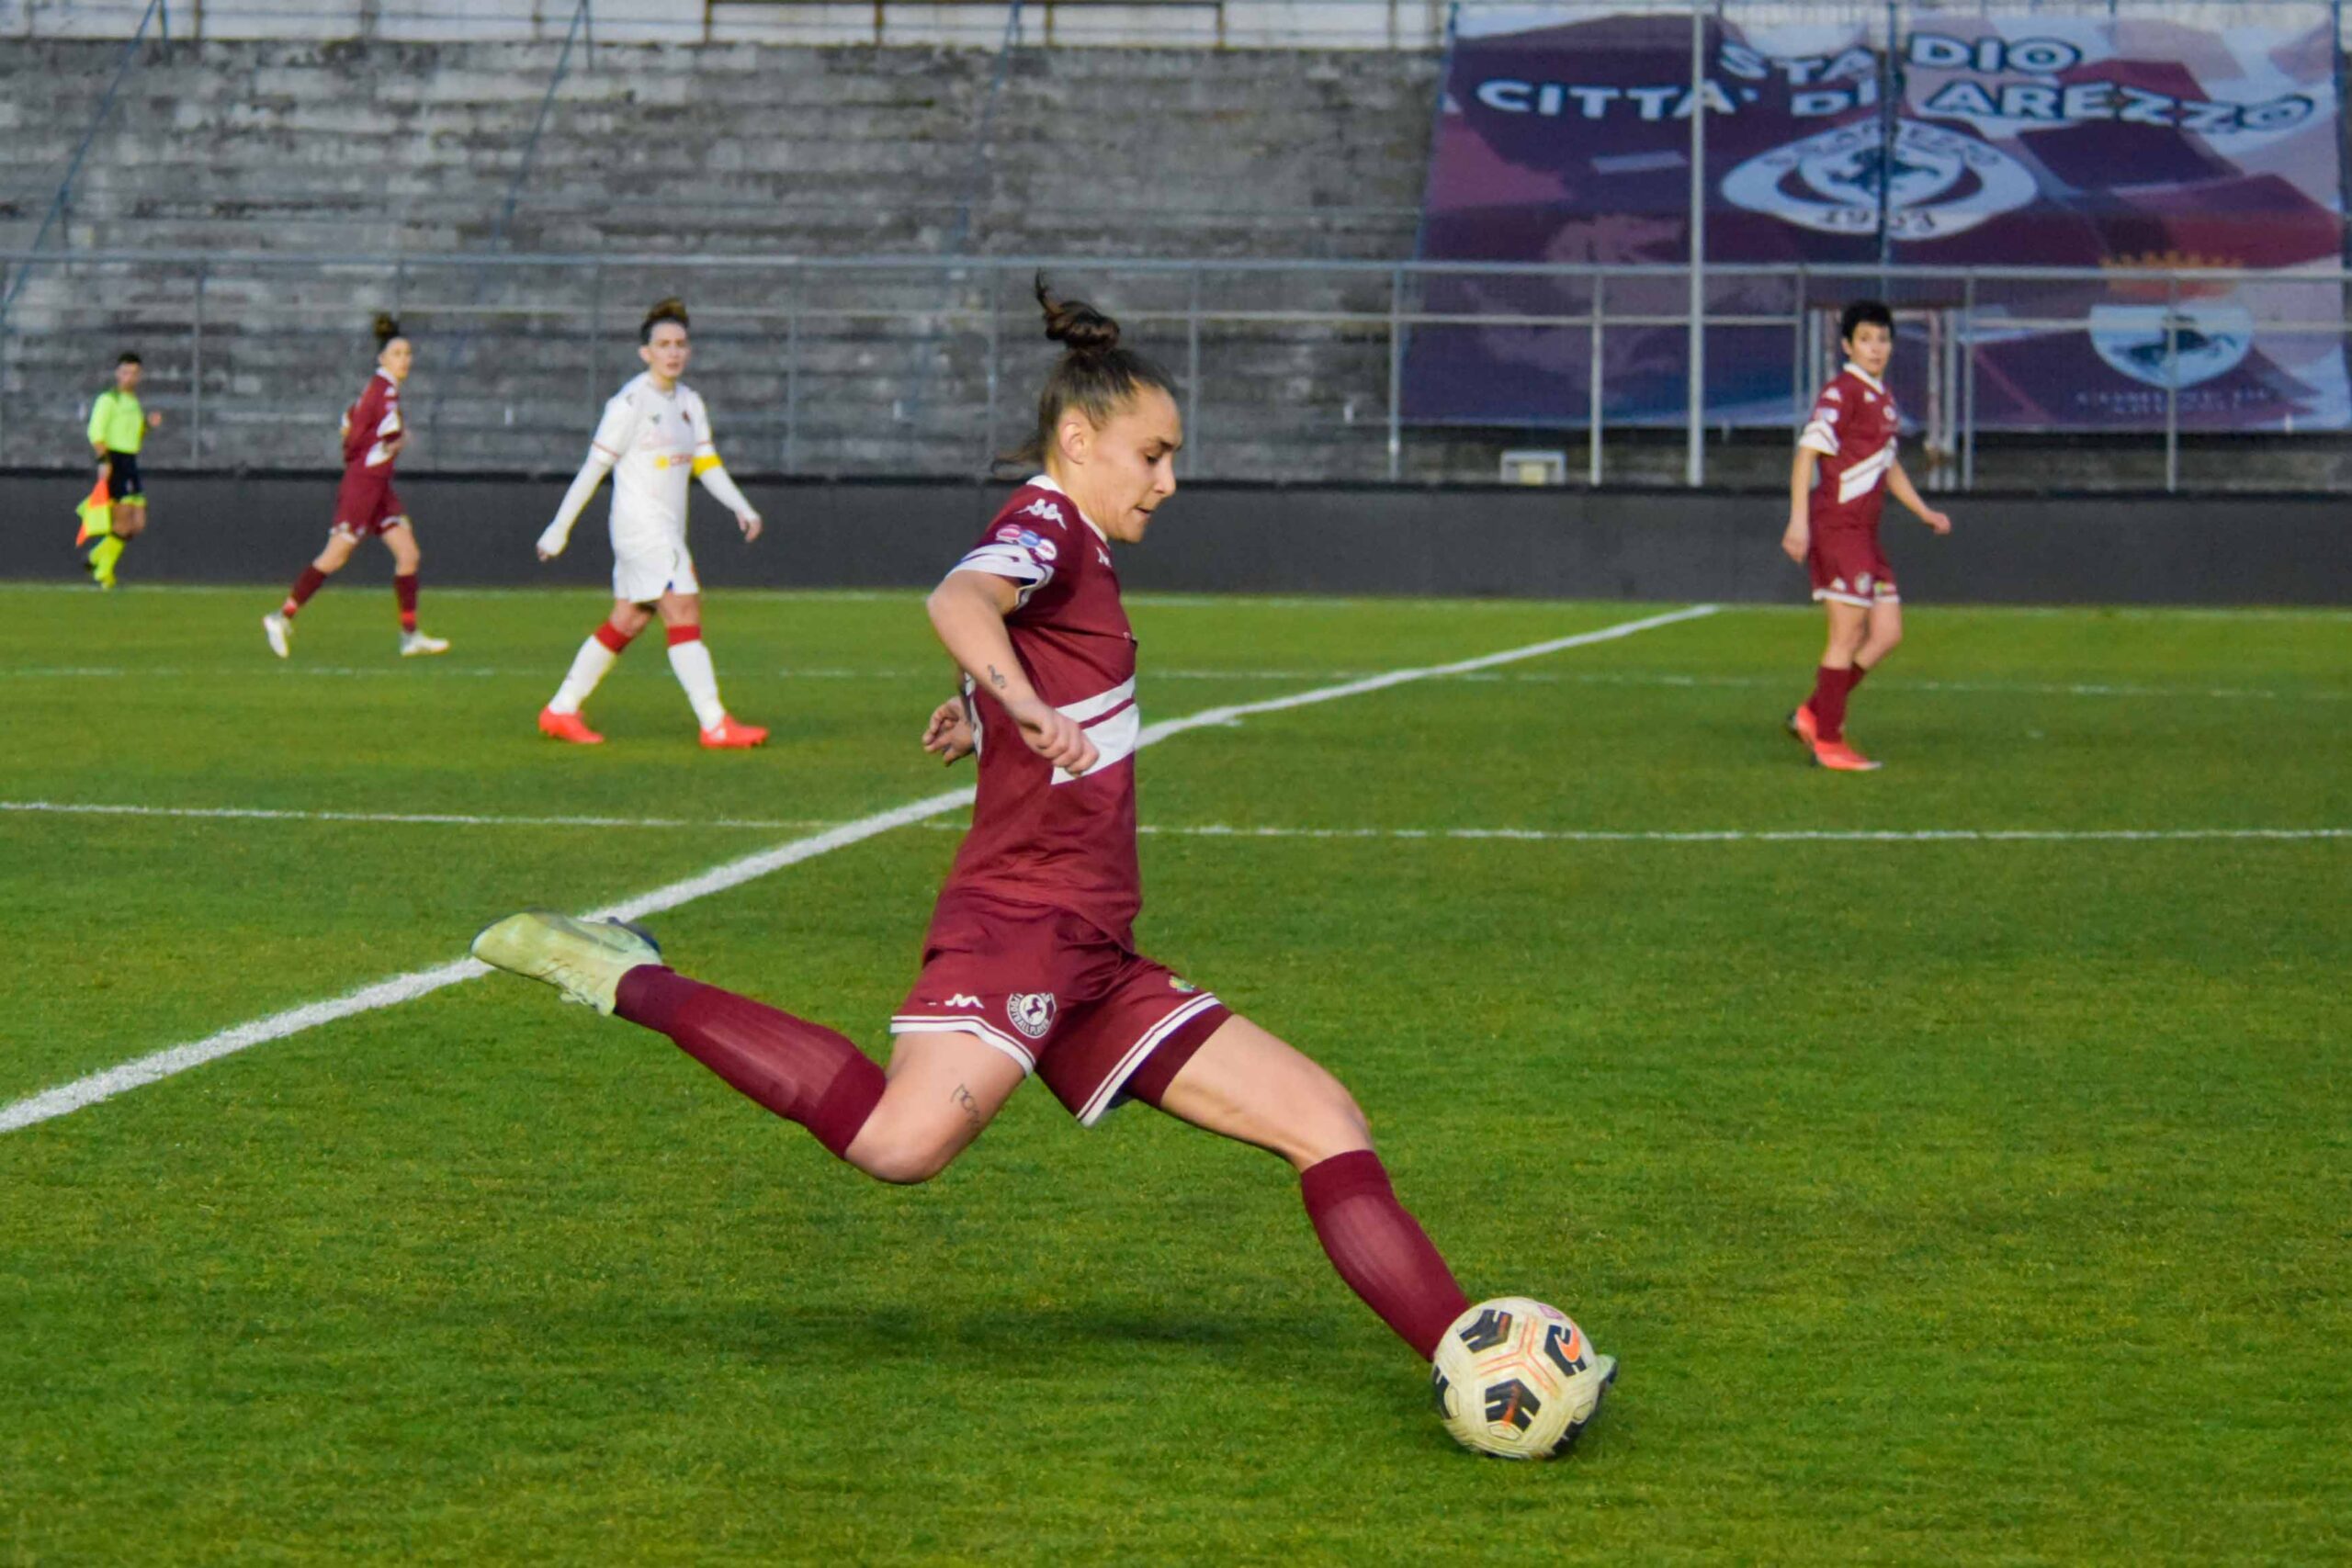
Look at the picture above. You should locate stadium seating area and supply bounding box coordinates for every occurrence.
[0,36,1440,478]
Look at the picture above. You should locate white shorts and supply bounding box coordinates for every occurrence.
[612,537,699,604]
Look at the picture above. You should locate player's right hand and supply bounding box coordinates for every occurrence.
[921,699,976,764]
[1005,696,1096,775]
[1781,518,1809,563]
[536,523,567,561]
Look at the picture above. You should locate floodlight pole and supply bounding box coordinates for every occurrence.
[1686,0,1706,488]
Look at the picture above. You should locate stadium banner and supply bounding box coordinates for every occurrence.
[1406,6,2348,433]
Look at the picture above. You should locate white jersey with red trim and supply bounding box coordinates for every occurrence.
[589,372,721,552]
[1800,362,1902,533]
[940,475,1143,946]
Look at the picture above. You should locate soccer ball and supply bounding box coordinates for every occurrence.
[1430,1297,1616,1460]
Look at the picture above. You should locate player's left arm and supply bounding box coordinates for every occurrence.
[87,395,111,462]
[688,400,762,541]
[1886,461,1951,535]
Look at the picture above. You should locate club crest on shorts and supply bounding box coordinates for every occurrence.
[1006,991,1057,1040]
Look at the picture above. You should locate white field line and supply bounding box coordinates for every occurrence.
[1110,824,2352,845]
[0,801,830,832]
[11,799,2338,847]
[8,664,2344,705]
[0,604,1718,1136]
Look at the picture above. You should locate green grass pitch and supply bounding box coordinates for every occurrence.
[1,582,2346,1564]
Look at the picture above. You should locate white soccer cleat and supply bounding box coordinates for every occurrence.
[401,630,451,658]
[263,612,292,659]
[469,910,662,1016]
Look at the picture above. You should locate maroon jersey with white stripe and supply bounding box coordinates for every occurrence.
[940,477,1143,945]
[1799,364,1900,533]
[341,369,403,473]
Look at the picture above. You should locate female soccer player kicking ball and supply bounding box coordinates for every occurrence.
[531,298,767,749]
[1781,300,1952,771]
[472,282,1577,1382]
[263,314,449,659]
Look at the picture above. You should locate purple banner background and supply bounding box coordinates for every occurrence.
[1406,9,2348,433]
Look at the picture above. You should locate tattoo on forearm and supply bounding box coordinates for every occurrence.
[950,1084,985,1131]
[986,664,1009,691]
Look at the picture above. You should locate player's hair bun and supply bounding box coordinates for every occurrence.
[640,296,691,343]
[372,311,402,345]
[1035,276,1120,355]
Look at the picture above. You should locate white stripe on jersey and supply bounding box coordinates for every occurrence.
[952,545,1054,607]
[1057,677,1135,725]
[1052,699,1140,786]
[1838,441,1897,505]
[1800,421,1839,457]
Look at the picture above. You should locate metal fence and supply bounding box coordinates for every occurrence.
[3,248,2346,490]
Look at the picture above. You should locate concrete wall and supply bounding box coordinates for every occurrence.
[5,471,2343,604]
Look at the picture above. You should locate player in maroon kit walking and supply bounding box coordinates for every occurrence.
[262,313,450,660]
[471,281,1503,1375]
[1781,300,1952,771]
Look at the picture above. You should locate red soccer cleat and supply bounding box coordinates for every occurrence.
[538,706,605,745]
[1810,738,1883,772]
[699,715,768,750]
[1786,704,1818,746]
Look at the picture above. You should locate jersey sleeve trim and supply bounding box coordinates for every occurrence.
[1799,423,1840,457]
[949,545,1055,608]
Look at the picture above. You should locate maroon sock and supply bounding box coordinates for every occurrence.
[614,966,884,1159]
[394,573,420,633]
[1300,1150,1471,1360]
[282,565,327,618]
[1848,660,1871,694]
[1808,664,1856,742]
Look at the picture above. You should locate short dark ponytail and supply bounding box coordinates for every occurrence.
[372,311,403,348]
[1011,274,1174,468]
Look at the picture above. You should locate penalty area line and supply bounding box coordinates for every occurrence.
[0,604,1718,1137]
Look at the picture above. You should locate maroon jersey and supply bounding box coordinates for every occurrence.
[1799,364,1900,533]
[341,369,403,474]
[939,476,1142,946]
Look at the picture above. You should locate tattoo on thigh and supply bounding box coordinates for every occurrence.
[950,1083,985,1131]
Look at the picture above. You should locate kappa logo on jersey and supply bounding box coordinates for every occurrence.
[1006,992,1057,1040]
[1096,547,1113,568]
[1017,498,1065,528]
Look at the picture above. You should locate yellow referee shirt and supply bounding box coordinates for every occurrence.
[88,389,147,455]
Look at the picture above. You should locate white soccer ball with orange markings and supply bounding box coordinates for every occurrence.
[1430,1297,1617,1460]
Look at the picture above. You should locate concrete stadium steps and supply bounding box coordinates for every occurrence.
[4,39,1430,261]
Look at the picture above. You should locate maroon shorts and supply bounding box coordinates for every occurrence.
[890,890,1230,1127]
[1807,528,1897,607]
[332,468,407,538]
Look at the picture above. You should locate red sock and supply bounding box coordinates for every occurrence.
[1848,661,1871,694]
[1807,664,1857,743]
[594,622,634,653]
[667,624,701,647]
[1300,1150,1471,1360]
[394,573,419,633]
[282,565,327,619]
[614,966,884,1159]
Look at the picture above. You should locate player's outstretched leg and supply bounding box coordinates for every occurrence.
[540,621,636,743]
[1136,1015,1472,1359]
[471,910,887,1160]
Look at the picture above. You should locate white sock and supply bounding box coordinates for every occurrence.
[667,637,728,730]
[549,635,620,715]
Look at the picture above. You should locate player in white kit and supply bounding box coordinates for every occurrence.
[534,298,769,748]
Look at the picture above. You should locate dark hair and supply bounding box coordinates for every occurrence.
[1839,299,1894,344]
[1010,274,1175,468]
[641,297,690,344]
[372,312,405,349]
[116,350,141,367]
